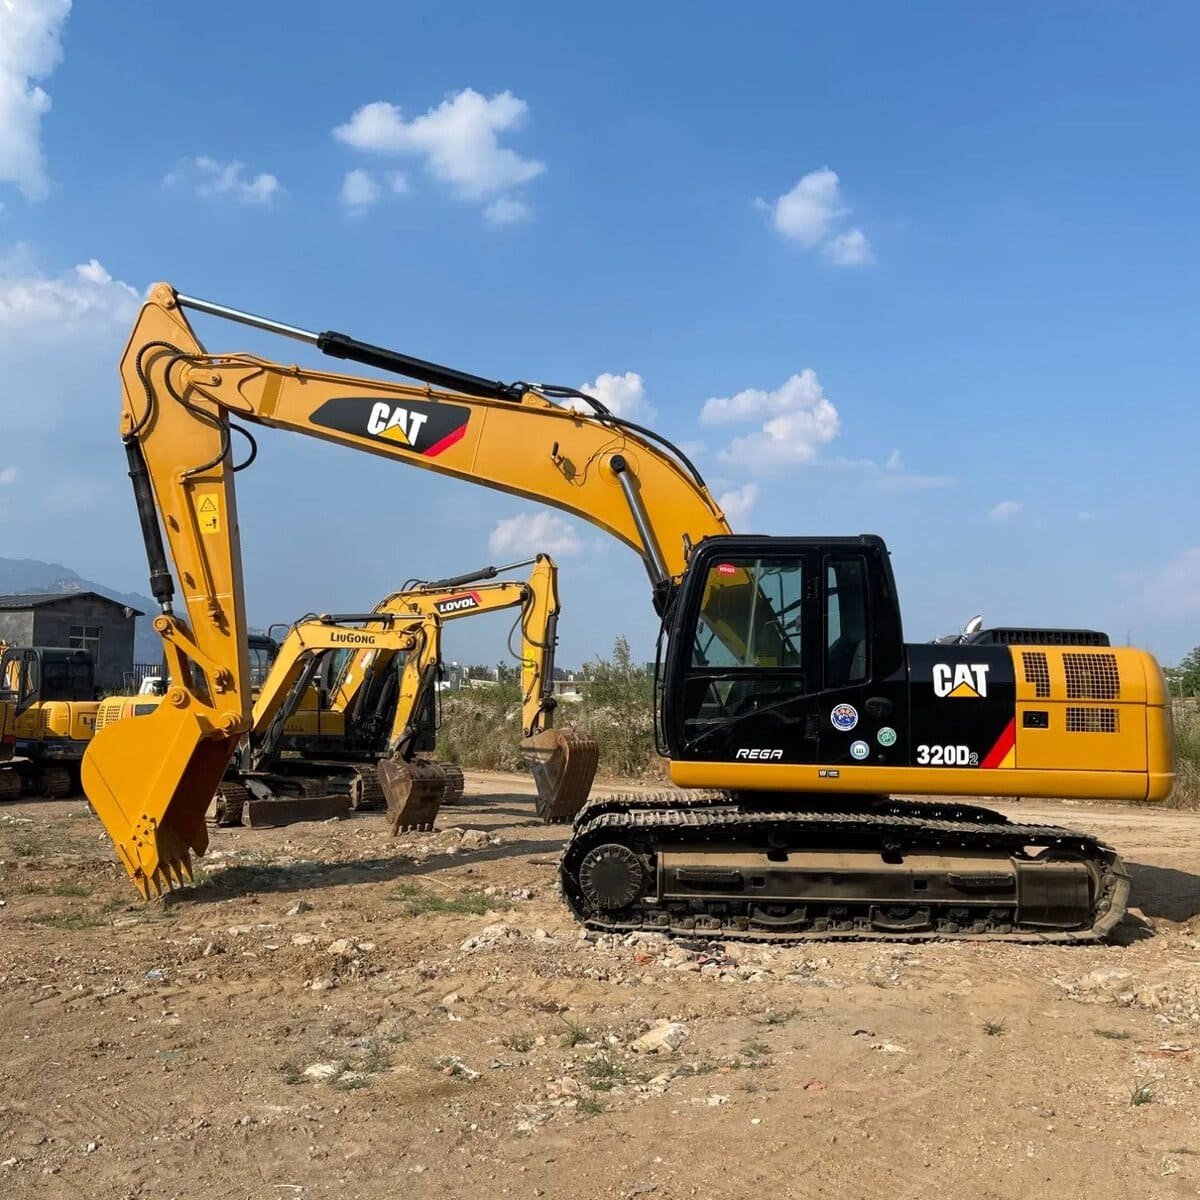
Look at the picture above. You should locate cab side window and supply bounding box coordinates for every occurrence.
[825,556,869,686]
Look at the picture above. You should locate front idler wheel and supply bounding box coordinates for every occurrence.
[578,843,645,913]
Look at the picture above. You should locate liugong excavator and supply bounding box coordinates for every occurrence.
[213,609,445,827]
[83,285,1175,941]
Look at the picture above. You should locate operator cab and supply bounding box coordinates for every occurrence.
[660,535,905,766]
[0,646,96,712]
[248,633,279,692]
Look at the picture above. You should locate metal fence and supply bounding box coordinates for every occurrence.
[118,661,164,694]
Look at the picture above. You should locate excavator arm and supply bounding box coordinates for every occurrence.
[85,284,726,895]
[329,561,550,735]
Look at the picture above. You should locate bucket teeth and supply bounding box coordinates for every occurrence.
[521,728,599,823]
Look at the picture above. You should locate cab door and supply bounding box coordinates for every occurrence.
[816,551,909,770]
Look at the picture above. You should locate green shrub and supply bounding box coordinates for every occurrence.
[1169,702,1200,809]
[436,637,662,778]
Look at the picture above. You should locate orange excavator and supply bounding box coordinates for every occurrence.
[83,285,1173,946]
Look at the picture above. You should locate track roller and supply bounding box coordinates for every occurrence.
[39,766,73,799]
[213,782,250,826]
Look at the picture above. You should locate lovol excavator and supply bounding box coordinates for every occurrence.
[83,285,1174,941]
[296,555,597,823]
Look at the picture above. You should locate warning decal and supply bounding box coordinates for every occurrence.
[197,493,221,536]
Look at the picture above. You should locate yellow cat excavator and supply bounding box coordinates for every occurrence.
[83,285,1174,945]
[294,555,597,823]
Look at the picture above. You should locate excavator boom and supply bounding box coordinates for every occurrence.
[85,283,702,894]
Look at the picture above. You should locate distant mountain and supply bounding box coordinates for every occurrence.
[0,556,161,661]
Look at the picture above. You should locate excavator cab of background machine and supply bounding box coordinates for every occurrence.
[0,647,96,712]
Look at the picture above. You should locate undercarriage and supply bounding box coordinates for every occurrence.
[561,792,1129,943]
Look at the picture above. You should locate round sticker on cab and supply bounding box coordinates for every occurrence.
[830,703,858,732]
[717,563,737,576]
[850,740,870,761]
[877,726,897,747]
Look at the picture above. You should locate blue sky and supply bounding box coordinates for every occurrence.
[0,1,1197,668]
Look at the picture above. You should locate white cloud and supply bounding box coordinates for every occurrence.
[483,196,531,227]
[575,371,655,421]
[724,409,840,469]
[340,168,380,212]
[339,169,408,214]
[765,168,840,246]
[0,466,18,485]
[334,88,544,197]
[700,368,826,425]
[1125,548,1200,619]
[885,449,904,472]
[717,483,758,526]
[757,167,872,267]
[827,227,872,267]
[166,156,281,205]
[699,371,839,472]
[334,89,543,224]
[0,0,70,201]
[0,248,138,332]
[1077,511,1096,522]
[489,511,583,559]
[988,500,1023,522]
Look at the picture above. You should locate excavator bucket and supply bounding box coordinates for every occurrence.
[521,728,599,823]
[81,702,239,898]
[379,758,445,833]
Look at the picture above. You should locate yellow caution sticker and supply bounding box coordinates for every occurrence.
[197,493,221,536]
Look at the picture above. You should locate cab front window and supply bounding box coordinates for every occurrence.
[692,558,804,670]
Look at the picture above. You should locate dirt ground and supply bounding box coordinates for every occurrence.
[1,774,1199,1200]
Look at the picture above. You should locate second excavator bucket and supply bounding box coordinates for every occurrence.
[81,701,238,898]
[380,758,446,833]
[521,728,599,823]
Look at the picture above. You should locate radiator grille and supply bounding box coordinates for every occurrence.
[1022,651,1051,698]
[1062,652,1120,700]
[1066,706,1119,734]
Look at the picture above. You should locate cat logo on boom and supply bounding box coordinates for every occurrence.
[367,403,429,446]
[309,397,471,459]
[933,662,990,699]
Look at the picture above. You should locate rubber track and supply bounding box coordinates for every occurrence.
[560,800,1129,945]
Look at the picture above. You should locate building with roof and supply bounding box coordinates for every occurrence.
[0,592,143,692]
